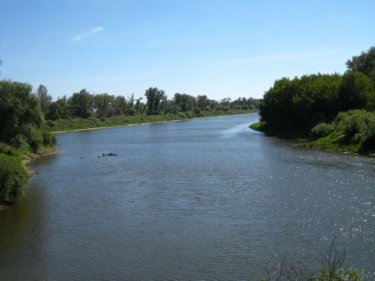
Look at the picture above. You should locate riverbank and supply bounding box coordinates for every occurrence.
[21,147,60,175]
[250,121,375,157]
[0,145,59,207]
[47,110,256,134]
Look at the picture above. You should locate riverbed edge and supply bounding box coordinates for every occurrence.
[249,121,375,158]
[0,147,60,210]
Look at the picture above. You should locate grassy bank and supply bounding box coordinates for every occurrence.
[0,144,58,205]
[45,109,255,133]
[250,110,375,155]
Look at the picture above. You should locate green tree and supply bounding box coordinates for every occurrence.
[0,81,44,150]
[135,97,144,114]
[68,89,93,118]
[36,84,52,116]
[93,93,114,117]
[144,87,165,115]
[259,74,342,134]
[197,95,210,110]
[173,93,196,112]
[112,95,127,115]
[347,46,375,81]
[338,71,375,111]
[47,96,70,120]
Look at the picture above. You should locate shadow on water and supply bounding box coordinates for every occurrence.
[0,178,47,280]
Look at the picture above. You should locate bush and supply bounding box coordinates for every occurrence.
[42,131,56,146]
[46,120,55,128]
[19,124,43,152]
[0,154,28,204]
[310,122,335,139]
[10,134,29,149]
[335,110,375,150]
[310,110,375,152]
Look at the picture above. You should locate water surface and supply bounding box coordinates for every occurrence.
[0,114,374,280]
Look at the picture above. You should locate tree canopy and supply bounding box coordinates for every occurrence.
[257,47,375,152]
[347,46,375,82]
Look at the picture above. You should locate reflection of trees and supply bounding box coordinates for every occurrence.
[0,179,46,279]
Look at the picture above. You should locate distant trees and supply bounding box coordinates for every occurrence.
[93,93,114,118]
[173,93,196,112]
[144,87,166,115]
[68,89,92,118]
[20,85,259,121]
[47,96,69,120]
[36,84,52,116]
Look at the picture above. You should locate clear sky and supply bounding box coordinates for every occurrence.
[0,0,374,100]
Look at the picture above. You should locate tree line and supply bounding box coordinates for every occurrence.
[36,86,259,121]
[257,47,375,152]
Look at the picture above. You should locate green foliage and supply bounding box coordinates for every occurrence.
[93,93,115,117]
[313,267,362,281]
[347,46,375,82]
[36,84,52,116]
[334,110,375,151]
[45,109,255,132]
[0,80,51,151]
[38,86,259,121]
[19,123,43,152]
[309,110,375,152]
[174,93,196,112]
[0,153,28,204]
[68,89,92,118]
[144,87,166,115]
[47,96,69,120]
[258,47,375,153]
[260,74,343,134]
[338,71,375,111]
[250,121,266,131]
[310,122,335,139]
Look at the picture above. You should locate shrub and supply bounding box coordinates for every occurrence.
[10,134,29,149]
[0,154,28,204]
[46,120,55,128]
[19,124,43,152]
[41,131,56,146]
[334,110,375,150]
[310,122,335,139]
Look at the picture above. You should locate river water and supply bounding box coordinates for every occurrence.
[0,114,374,280]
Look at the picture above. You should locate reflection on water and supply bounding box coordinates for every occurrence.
[0,114,374,280]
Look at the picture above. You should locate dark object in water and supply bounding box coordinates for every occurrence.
[100,152,117,157]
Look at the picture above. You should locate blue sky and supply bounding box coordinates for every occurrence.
[0,0,374,100]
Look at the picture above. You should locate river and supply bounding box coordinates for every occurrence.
[0,114,374,280]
